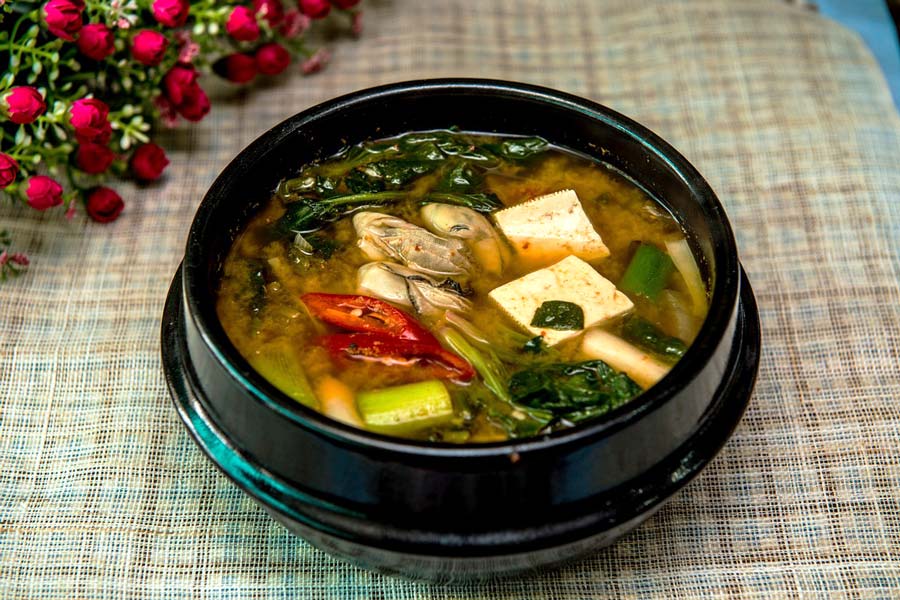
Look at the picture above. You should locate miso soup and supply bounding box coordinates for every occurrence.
[216,130,709,442]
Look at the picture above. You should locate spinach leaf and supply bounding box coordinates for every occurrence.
[621,317,687,362]
[437,161,482,193]
[344,168,385,193]
[369,159,440,188]
[522,336,547,354]
[530,301,585,330]
[275,191,407,233]
[508,360,641,418]
[423,191,502,212]
[483,137,549,160]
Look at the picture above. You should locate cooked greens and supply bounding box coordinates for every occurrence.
[530,301,585,330]
[509,360,642,422]
[275,130,549,234]
[621,317,687,362]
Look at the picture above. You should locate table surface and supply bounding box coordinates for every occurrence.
[2,0,900,598]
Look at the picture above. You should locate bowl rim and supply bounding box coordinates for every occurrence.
[182,77,741,458]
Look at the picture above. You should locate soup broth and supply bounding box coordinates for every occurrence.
[217,130,709,442]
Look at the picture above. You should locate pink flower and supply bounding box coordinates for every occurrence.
[131,30,168,66]
[26,176,64,210]
[177,36,200,64]
[152,0,189,28]
[299,0,330,19]
[330,0,360,9]
[69,98,111,144]
[85,186,124,223]
[162,65,210,122]
[301,48,330,74]
[255,43,290,76]
[0,153,20,188]
[76,23,115,60]
[279,9,310,38]
[254,0,284,26]
[75,142,115,174]
[130,142,169,181]
[43,0,84,41]
[4,87,46,124]
[226,6,260,42]
[216,53,257,83]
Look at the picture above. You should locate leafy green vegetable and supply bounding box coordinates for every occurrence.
[422,191,502,212]
[619,243,675,301]
[522,336,546,354]
[275,192,407,233]
[621,317,687,362]
[437,327,552,437]
[508,360,642,419]
[530,301,585,330]
[483,137,549,160]
[246,259,267,316]
[437,161,482,193]
[275,130,547,235]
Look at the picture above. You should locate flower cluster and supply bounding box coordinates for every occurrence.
[0,0,362,280]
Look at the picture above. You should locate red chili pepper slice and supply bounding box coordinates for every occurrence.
[301,293,436,343]
[321,333,475,382]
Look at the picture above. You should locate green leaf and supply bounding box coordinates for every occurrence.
[530,301,585,330]
[483,137,549,160]
[508,360,642,419]
[621,317,687,362]
[522,336,546,354]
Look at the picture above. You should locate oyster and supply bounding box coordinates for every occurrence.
[357,262,472,318]
[420,203,506,275]
[352,212,473,276]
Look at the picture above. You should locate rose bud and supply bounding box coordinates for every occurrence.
[255,43,290,76]
[299,0,330,19]
[351,10,362,36]
[253,0,284,26]
[43,0,85,41]
[130,142,169,182]
[162,65,210,121]
[75,143,115,174]
[162,64,198,106]
[213,53,257,83]
[330,0,360,9]
[26,176,64,211]
[69,98,111,144]
[131,30,168,66]
[85,186,124,223]
[177,85,210,122]
[152,0,190,28]
[226,6,261,42]
[76,23,115,60]
[0,154,19,189]
[4,87,47,125]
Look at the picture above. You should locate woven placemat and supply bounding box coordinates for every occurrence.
[2,0,899,597]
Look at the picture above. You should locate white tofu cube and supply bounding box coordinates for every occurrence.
[493,189,609,267]
[488,255,633,346]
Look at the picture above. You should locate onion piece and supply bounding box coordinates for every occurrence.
[665,238,707,317]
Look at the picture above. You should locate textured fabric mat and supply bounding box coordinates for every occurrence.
[2,0,900,597]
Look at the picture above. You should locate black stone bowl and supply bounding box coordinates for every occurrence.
[161,79,760,581]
